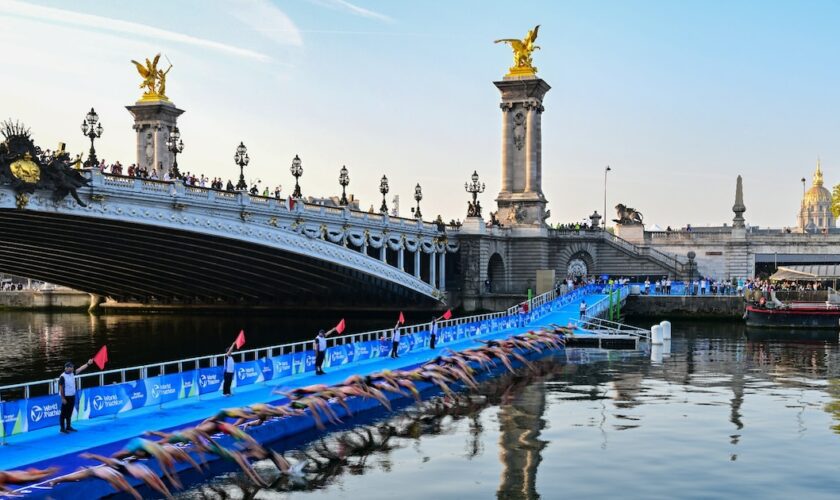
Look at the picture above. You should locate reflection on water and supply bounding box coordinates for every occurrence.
[0,311,400,386]
[176,320,840,499]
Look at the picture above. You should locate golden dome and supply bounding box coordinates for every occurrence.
[804,185,831,204]
[803,159,831,205]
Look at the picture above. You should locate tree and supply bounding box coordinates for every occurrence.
[833,184,840,218]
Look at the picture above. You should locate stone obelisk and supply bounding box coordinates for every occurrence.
[732,175,746,228]
[494,26,550,228]
[125,55,184,178]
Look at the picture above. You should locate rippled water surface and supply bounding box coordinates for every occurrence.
[5,314,840,498]
[0,311,398,386]
[175,321,840,499]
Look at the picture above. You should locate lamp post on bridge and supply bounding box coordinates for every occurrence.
[338,165,349,206]
[80,108,103,168]
[412,183,423,219]
[234,142,249,191]
[379,175,389,214]
[603,165,611,230]
[290,155,303,198]
[464,170,485,217]
[166,126,184,179]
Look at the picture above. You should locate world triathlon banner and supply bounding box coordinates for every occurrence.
[0,284,591,436]
[0,319,492,436]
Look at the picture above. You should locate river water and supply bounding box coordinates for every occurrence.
[4,314,840,498]
[0,310,401,386]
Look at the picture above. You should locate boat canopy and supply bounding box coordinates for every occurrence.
[769,265,840,281]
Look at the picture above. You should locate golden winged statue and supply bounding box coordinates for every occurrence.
[131,53,172,101]
[494,25,540,77]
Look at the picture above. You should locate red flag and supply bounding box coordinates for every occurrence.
[398,312,405,325]
[336,319,346,334]
[442,309,452,320]
[92,345,108,370]
[234,330,246,349]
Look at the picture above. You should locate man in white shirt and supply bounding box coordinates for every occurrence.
[223,343,235,396]
[314,329,328,375]
[58,359,92,434]
[389,326,402,359]
[579,300,587,318]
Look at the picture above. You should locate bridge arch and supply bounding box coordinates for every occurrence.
[487,252,505,293]
[556,242,596,279]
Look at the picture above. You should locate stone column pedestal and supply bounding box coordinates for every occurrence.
[126,101,184,178]
[494,77,550,227]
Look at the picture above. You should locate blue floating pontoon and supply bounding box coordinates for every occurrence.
[1,287,623,499]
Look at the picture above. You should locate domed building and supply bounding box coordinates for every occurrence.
[798,160,834,233]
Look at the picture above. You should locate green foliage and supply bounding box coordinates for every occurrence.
[833,184,840,218]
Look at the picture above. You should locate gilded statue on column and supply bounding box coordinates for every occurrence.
[495,25,540,77]
[131,53,173,102]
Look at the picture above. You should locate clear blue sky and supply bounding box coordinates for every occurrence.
[1,0,838,228]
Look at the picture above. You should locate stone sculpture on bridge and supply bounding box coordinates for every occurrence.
[494,25,541,77]
[131,53,172,102]
[613,203,644,225]
[0,121,89,208]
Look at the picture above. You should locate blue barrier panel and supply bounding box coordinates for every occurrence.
[326,344,353,369]
[377,338,392,357]
[197,366,223,395]
[143,373,183,406]
[25,394,62,432]
[353,341,377,362]
[78,384,131,419]
[1,400,23,436]
[258,358,274,382]
[235,360,262,387]
[413,331,429,351]
[124,380,148,409]
[270,355,292,380]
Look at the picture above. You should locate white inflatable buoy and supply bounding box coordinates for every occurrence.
[651,324,663,345]
[651,343,663,363]
[660,320,671,340]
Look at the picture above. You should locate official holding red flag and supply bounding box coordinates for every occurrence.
[314,321,342,375]
[58,355,95,434]
[222,331,245,397]
[390,312,405,359]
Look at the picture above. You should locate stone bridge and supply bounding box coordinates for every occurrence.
[0,169,457,308]
[454,222,689,311]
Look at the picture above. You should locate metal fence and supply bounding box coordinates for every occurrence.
[0,284,615,403]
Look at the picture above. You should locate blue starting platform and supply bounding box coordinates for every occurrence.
[1,287,628,498]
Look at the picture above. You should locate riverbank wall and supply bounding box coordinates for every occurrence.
[623,295,744,319]
[0,289,89,310]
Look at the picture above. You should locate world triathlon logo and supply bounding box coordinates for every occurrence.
[30,405,43,422]
[92,395,104,411]
[151,384,160,399]
[198,374,207,388]
[237,368,246,380]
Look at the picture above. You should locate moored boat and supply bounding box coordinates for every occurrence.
[745,303,840,328]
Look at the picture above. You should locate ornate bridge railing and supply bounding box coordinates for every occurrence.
[1,170,459,299]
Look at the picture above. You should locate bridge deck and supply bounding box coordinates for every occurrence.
[1,292,620,497]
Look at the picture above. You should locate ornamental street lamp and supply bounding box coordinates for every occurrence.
[80,107,103,167]
[166,126,184,179]
[412,183,423,219]
[379,175,389,213]
[464,170,485,217]
[234,142,249,190]
[290,154,303,198]
[338,165,349,206]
